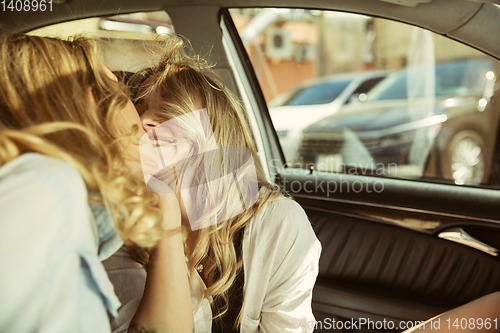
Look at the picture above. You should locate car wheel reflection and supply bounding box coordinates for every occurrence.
[448,130,485,185]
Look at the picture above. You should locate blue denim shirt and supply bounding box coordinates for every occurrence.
[0,153,122,332]
[92,203,124,262]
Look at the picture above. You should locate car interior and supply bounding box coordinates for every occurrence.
[2,0,500,331]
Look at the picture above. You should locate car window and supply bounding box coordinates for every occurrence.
[29,11,174,73]
[368,59,495,101]
[285,79,351,106]
[229,8,500,188]
[348,77,386,103]
[366,71,408,100]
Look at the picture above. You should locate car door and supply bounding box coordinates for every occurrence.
[218,4,500,332]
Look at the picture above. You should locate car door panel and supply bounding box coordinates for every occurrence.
[308,209,500,298]
[278,169,500,220]
[274,168,500,328]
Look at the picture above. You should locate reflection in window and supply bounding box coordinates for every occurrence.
[230,8,500,188]
[284,80,351,106]
[368,58,495,101]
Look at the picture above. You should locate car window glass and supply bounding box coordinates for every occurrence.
[368,59,495,101]
[229,8,500,189]
[367,71,408,100]
[285,79,351,106]
[29,11,174,72]
[348,77,386,102]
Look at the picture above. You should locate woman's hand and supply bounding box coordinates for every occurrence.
[157,192,182,231]
[128,191,194,333]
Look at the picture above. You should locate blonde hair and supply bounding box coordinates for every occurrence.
[135,35,286,327]
[0,34,164,248]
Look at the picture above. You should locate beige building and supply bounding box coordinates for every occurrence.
[233,9,489,102]
[374,19,484,71]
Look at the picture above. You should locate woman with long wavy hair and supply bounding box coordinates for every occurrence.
[103,35,322,333]
[0,34,194,333]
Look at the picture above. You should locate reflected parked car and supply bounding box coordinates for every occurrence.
[299,58,500,185]
[269,71,389,164]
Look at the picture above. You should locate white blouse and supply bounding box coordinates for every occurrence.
[239,198,321,332]
[104,197,321,333]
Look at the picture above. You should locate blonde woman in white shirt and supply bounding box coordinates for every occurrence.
[103,35,322,333]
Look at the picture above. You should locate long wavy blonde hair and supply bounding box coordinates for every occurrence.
[135,35,286,327]
[0,34,164,248]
